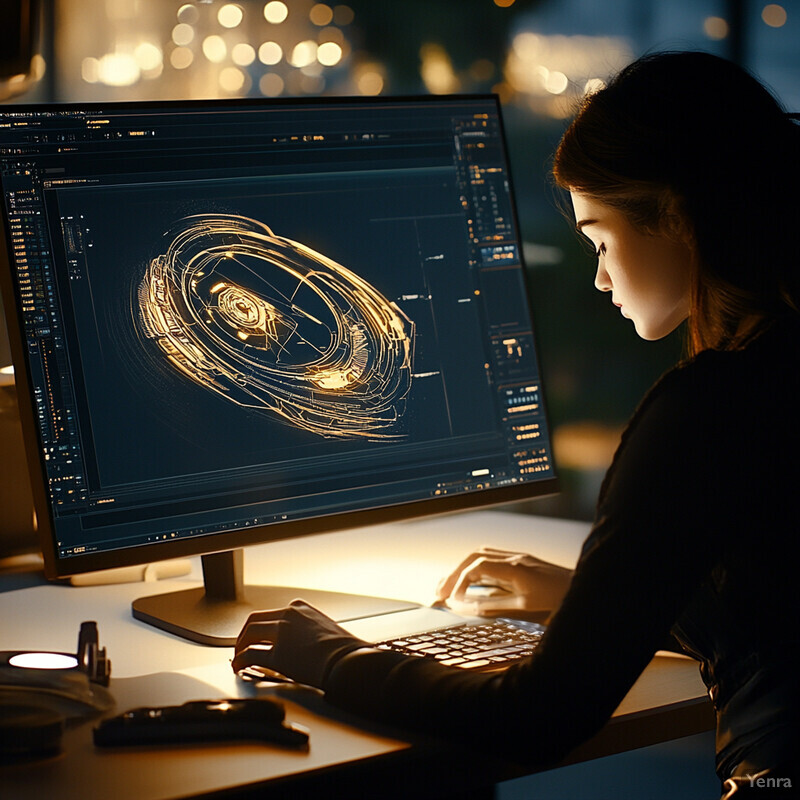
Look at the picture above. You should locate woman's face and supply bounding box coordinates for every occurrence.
[570,193,694,341]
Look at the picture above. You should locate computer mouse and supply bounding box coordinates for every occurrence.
[463,581,514,600]
[446,580,521,617]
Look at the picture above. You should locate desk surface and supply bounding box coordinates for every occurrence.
[0,510,713,799]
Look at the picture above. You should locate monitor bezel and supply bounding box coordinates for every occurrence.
[0,93,559,581]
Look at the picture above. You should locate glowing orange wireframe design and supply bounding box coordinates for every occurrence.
[138,214,414,440]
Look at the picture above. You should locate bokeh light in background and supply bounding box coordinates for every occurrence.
[41,0,661,108]
[762,3,788,25]
[503,33,629,117]
[15,1,791,119]
[58,0,358,100]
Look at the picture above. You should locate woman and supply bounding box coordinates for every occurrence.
[233,52,799,796]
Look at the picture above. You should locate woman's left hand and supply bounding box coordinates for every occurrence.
[231,599,368,689]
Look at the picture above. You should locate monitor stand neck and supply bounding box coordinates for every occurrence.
[201,549,246,602]
[131,548,417,646]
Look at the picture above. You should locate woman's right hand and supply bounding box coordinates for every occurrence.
[434,546,574,621]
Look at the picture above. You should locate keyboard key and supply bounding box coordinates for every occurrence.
[459,659,493,669]
[374,618,546,672]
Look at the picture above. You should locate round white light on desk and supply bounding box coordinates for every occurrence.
[8,652,80,669]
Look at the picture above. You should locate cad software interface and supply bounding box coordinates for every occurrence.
[0,96,554,560]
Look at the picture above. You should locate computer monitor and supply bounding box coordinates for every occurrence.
[0,94,557,645]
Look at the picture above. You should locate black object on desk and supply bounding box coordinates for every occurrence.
[93,698,309,749]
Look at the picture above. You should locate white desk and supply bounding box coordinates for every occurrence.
[0,511,713,799]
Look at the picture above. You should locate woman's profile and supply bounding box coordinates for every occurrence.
[233,51,799,797]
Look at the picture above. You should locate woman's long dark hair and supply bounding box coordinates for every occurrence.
[552,51,800,354]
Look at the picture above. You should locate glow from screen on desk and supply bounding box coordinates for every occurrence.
[9,652,79,670]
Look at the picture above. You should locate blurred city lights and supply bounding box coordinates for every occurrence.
[62,0,362,98]
[170,46,194,70]
[264,1,289,24]
[81,57,99,83]
[762,4,787,27]
[319,25,344,44]
[318,42,343,66]
[172,23,194,46]
[59,0,647,106]
[544,70,568,94]
[134,42,162,72]
[232,43,256,66]
[258,41,283,65]
[97,52,139,86]
[420,43,459,94]
[176,3,199,24]
[356,65,384,95]
[332,5,354,26]
[31,54,47,82]
[219,66,246,92]
[703,16,730,39]
[202,35,227,63]
[218,4,244,28]
[505,32,630,115]
[290,40,318,68]
[259,72,284,96]
[310,3,334,26]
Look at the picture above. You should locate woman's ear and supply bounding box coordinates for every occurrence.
[659,191,696,250]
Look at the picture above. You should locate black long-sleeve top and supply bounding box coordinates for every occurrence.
[322,319,800,778]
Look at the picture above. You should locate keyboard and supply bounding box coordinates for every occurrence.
[373,617,546,671]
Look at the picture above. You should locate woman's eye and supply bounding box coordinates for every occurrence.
[596,244,606,258]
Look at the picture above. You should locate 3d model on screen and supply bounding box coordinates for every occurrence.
[137,214,414,439]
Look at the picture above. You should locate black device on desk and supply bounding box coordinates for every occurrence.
[0,94,557,646]
[93,698,309,749]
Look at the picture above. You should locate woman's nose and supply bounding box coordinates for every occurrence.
[594,261,612,292]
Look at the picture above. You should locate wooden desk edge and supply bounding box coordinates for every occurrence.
[558,694,715,768]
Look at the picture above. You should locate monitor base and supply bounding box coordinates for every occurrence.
[131,549,418,646]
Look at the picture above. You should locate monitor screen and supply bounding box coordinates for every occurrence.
[0,95,557,642]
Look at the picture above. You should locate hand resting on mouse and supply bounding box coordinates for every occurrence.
[435,546,574,622]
